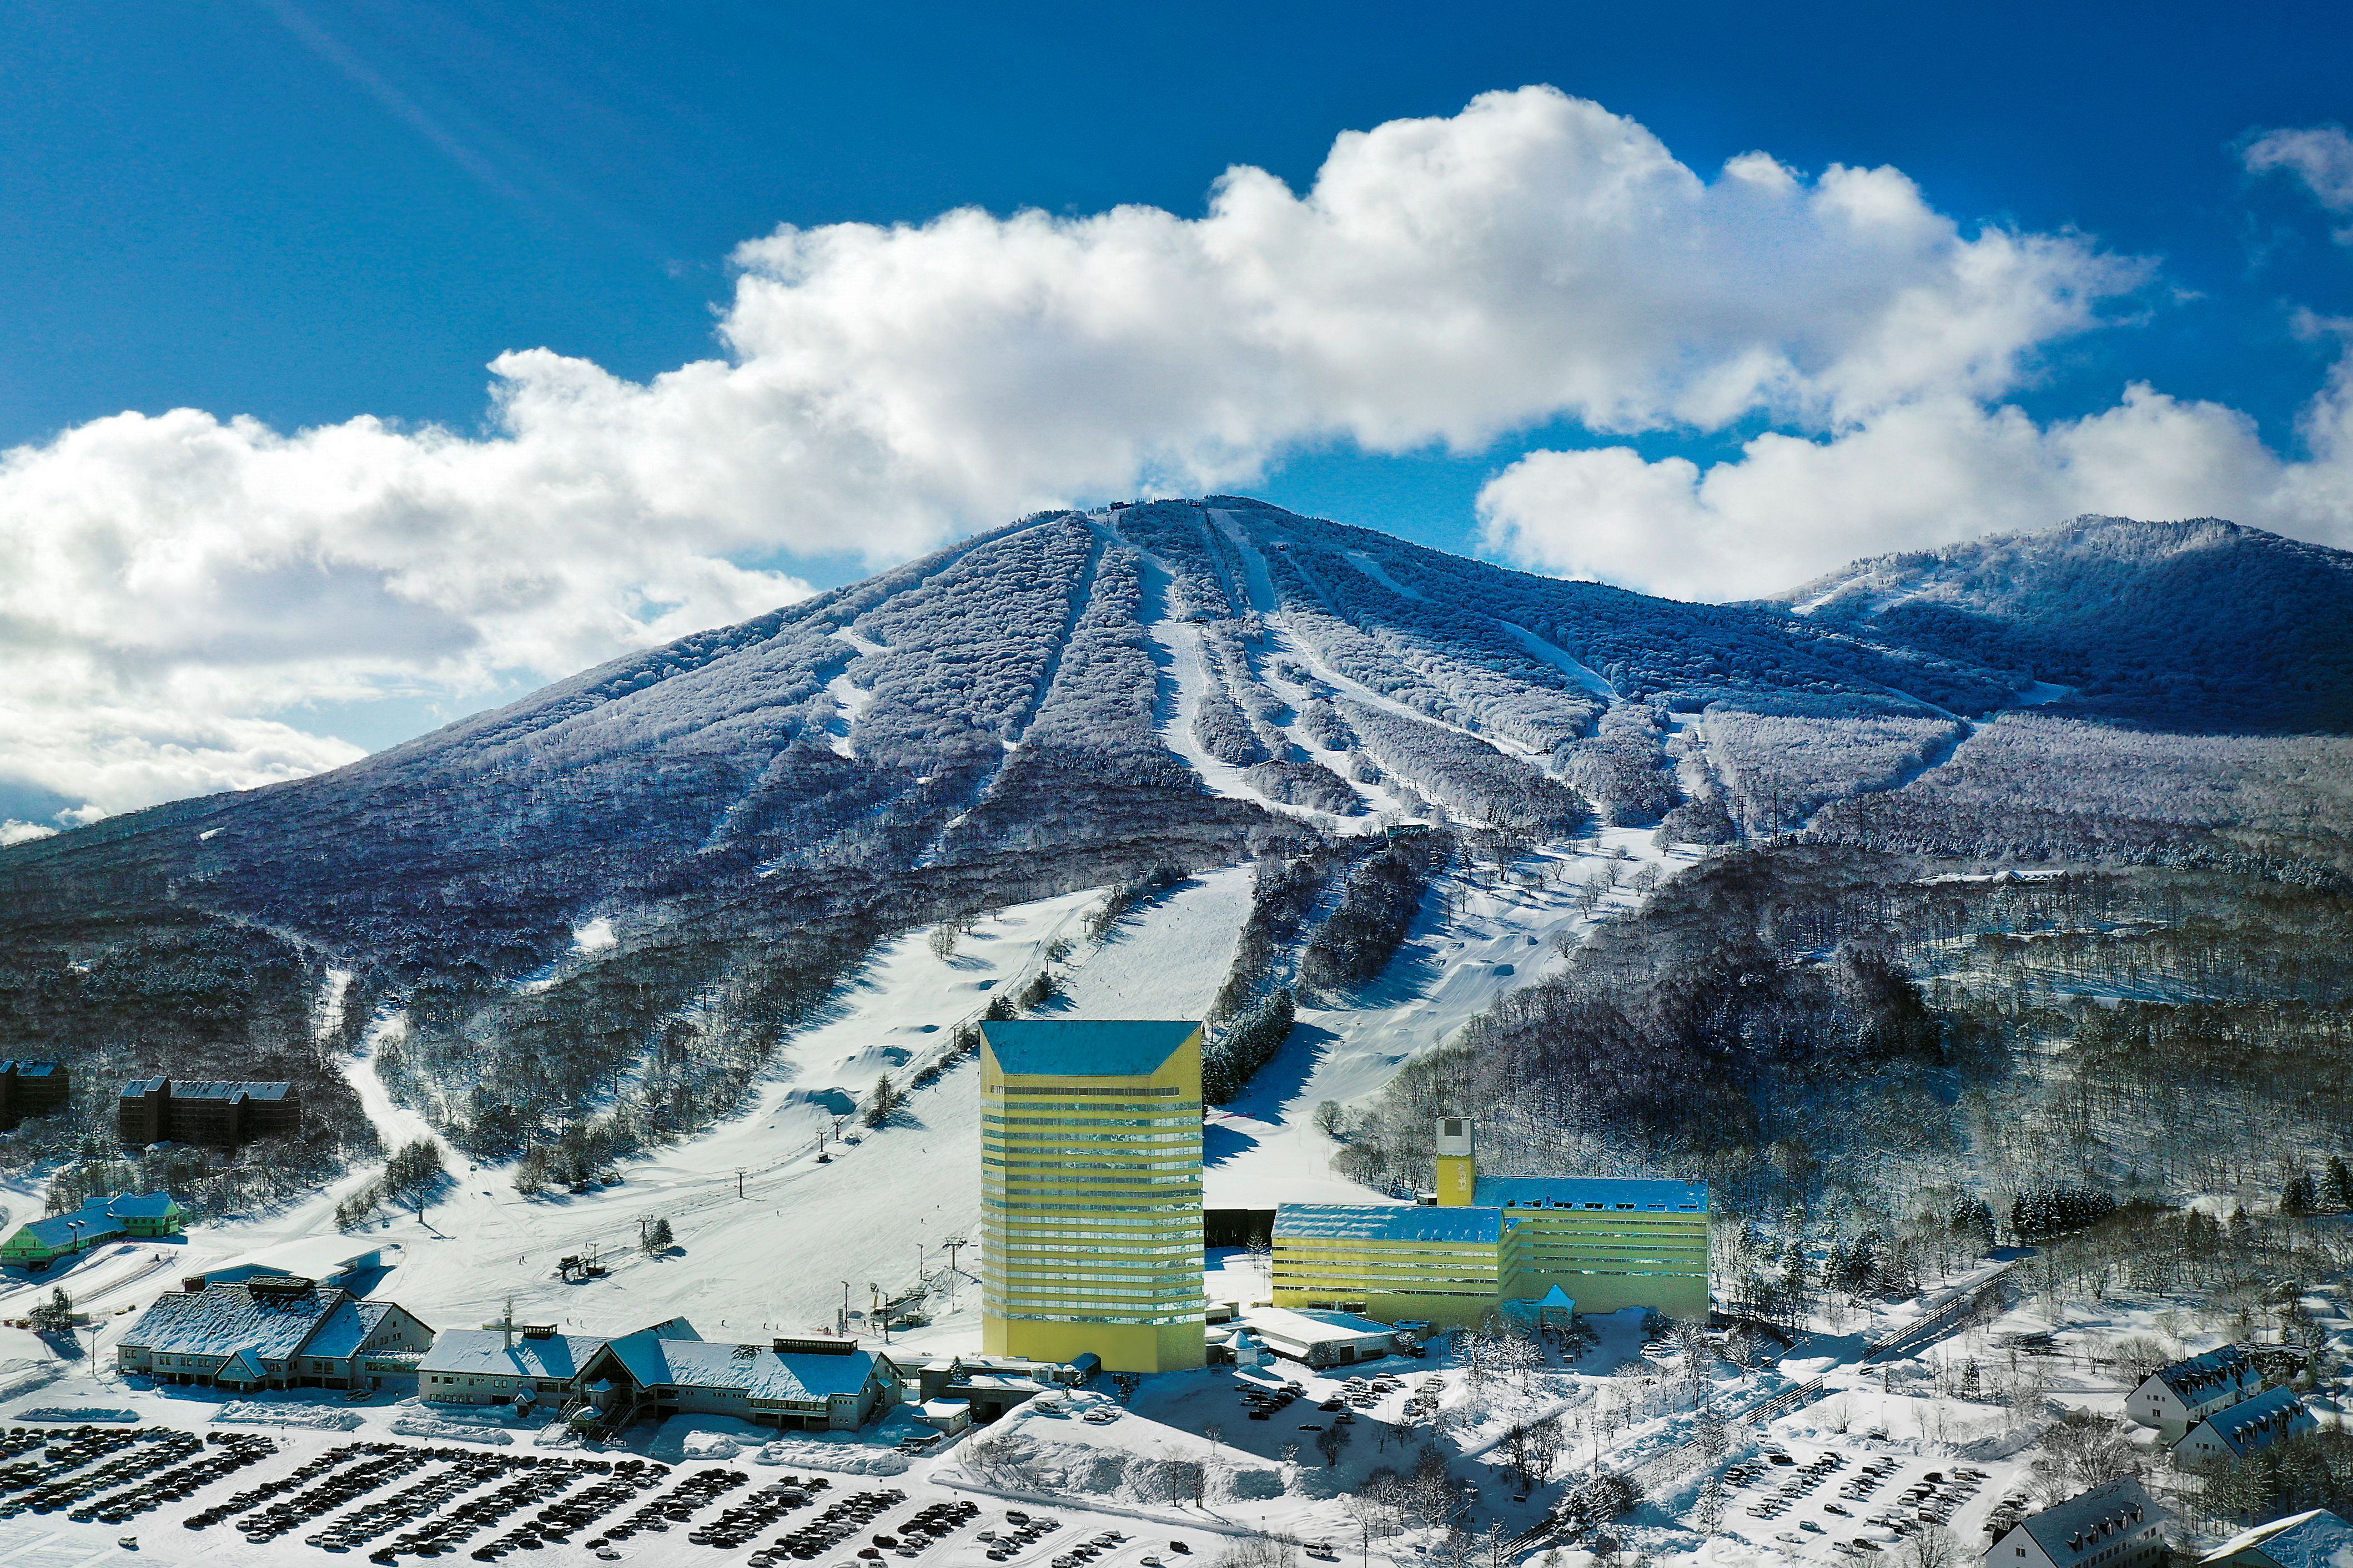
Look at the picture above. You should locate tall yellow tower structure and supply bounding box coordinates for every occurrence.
[1434,1117,1477,1207]
[978,1020,1207,1374]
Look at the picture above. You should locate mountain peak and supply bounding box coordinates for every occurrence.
[1766,512,2353,733]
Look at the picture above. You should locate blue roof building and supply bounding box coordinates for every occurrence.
[2177,1386,2318,1467]
[1,1191,185,1267]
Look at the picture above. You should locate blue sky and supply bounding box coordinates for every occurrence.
[0,0,2349,826]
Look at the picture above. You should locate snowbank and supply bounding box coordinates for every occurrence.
[213,1400,362,1431]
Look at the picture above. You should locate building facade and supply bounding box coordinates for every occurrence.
[1987,1477,2168,1568]
[118,1077,301,1147]
[978,1020,1207,1374]
[0,1061,68,1131]
[1,1192,185,1268]
[2130,1346,2262,1444]
[1270,1202,1526,1329]
[117,1276,431,1391]
[419,1327,609,1408]
[1431,1120,1711,1319]
[575,1333,889,1431]
[2176,1387,2317,1469]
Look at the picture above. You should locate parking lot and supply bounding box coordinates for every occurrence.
[1722,1440,2023,1556]
[0,1420,1237,1568]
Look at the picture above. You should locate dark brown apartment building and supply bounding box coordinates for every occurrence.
[119,1077,300,1147]
[0,1060,68,1130]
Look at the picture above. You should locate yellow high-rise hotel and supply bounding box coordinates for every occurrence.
[979,1020,1208,1373]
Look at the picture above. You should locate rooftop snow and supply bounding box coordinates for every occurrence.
[1274,1203,1504,1244]
[1475,1176,1709,1212]
[2199,1387,2316,1456]
[2200,1508,2353,1568]
[122,1282,345,1364]
[419,1328,607,1382]
[2019,1477,2166,1561]
[1243,1306,1393,1344]
[304,1299,395,1361]
[118,1077,292,1101]
[600,1332,878,1401]
[981,1020,1199,1078]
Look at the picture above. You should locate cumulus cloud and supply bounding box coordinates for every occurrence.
[1481,123,2353,601]
[1478,371,2353,601]
[2,84,2336,820]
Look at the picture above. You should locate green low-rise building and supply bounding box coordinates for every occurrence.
[0,1192,186,1269]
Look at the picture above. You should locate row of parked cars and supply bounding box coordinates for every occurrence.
[70,1432,275,1525]
[1,1426,205,1520]
[693,1473,833,1552]
[1864,1466,1989,1534]
[763,1485,911,1562]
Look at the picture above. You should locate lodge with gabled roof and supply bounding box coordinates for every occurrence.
[2128,1344,2262,1443]
[117,1275,431,1391]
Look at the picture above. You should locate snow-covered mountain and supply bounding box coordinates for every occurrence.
[1,498,2342,1193]
[1767,513,2353,732]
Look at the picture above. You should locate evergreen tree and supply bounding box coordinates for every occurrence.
[27,1287,73,1335]
[2326,1157,2353,1213]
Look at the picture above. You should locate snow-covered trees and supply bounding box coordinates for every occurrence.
[1342,702,1587,835]
[1203,990,1295,1105]
[1298,834,1449,994]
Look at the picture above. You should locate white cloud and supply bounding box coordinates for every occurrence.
[0,820,58,846]
[1478,357,2353,601]
[1,84,2331,821]
[2245,124,2353,233]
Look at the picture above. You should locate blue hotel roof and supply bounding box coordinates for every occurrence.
[1274,1203,1506,1244]
[1475,1177,1709,1212]
[981,1020,1200,1078]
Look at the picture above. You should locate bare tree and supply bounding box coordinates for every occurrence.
[1344,1491,1396,1568]
[1906,1527,1967,1568]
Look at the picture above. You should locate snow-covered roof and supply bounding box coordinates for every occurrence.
[1243,1307,1395,1348]
[305,1299,394,1360]
[124,1282,345,1364]
[1475,1176,1708,1212]
[2201,1508,2353,1568]
[119,1077,293,1101]
[0,1060,61,1077]
[8,1191,180,1251]
[2017,1477,2166,1562]
[1274,1202,1503,1245]
[420,1329,606,1382]
[600,1333,878,1401]
[2153,1344,2253,1401]
[981,1020,1199,1078]
[2191,1387,2316,1458]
